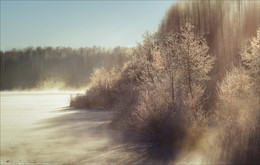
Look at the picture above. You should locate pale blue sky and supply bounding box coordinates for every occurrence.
[1,1,175,51]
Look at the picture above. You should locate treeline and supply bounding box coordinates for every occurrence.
[0,46,131,90]
[70,0,260,164]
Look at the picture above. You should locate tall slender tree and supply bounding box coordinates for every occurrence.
[160,23,215,102]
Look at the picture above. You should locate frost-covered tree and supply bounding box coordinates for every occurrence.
[177,23,215,95]
[218,66,253,101]
[159,32,181,102]
[217,27,260,132]
[216,28,260,163]
[218,27,260,106]
[160,23,215,103]
[133,32,161,86]
[240,27,260,84]
[90,66,121,93]
[130,23,215,105]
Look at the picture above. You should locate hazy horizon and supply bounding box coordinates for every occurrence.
[0,1,175,51]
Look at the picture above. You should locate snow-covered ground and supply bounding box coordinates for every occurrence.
[0,91,136,164]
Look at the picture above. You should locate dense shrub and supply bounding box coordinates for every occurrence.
[70,22,259,164]
[70,67,121,108]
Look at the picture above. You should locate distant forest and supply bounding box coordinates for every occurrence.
[0,46,131,90]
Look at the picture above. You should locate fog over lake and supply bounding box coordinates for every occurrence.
[0,91,137,164]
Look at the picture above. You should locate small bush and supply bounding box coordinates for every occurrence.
[70,66,121,109]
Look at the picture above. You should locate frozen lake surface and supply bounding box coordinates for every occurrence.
[0,91,136,164]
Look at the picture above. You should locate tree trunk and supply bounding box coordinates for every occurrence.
[170,75,175,102]
[187,35,193,96]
